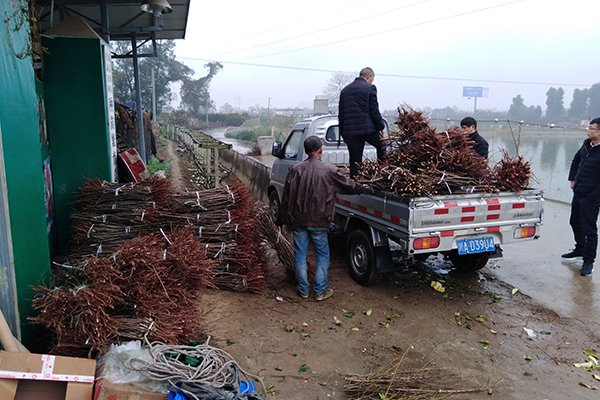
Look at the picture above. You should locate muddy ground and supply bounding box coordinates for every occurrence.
[157,136,600,400]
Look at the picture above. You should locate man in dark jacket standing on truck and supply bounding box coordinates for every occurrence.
[338,67,386,179]
[280,136,364,300]
[562,117,600,276]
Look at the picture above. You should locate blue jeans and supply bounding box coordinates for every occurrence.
[292,228,330,295]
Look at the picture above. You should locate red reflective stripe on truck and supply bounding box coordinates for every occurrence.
[512,203,525,209]
[391,216,400,223]
[435,209,449,215]
[488,204,501,211]
[461,216,474,222]
[486,199,500,204]
[444,202,458,207]
[488,226,500,232]
[374,210,383,217]
[487,214,500,220]
[462,206,475,213]
[344,200,351,206]
[441,231,454,237]
[359,205,368,212]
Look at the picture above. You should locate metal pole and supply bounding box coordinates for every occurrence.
[473,97,477,115]
[151,67,156,124]
[100,0,109,43]
[132,32,146,162]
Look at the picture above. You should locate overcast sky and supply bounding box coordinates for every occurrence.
[174,0,598,115]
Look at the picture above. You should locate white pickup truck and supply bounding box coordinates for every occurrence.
[268,115,544,285]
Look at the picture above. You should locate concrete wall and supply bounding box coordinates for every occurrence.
[219,149,272,203]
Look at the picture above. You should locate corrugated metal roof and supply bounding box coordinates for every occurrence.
[36,0,190,41]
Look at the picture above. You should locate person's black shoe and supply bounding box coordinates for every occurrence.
[580,263,594,276]
[561,249,583,259]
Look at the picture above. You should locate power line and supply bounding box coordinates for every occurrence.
[177,57,592,87]
[205,0,432,59]
[199,0,369,52]
[231,0,525,61]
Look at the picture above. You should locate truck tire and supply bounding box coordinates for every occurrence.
[449,251,489,273]
[347,230,380,285]
[269,191,281,224]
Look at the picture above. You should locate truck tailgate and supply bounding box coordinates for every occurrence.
[411,190,544,234]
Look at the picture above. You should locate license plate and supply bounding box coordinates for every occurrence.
[457,237,495,255]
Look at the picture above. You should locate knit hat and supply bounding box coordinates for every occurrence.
[304,136,323,153]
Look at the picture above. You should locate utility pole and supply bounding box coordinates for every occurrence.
[267,97,271,120]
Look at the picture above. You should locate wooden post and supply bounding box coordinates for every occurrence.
[214,147,219,188]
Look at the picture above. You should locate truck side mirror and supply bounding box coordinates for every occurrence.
[272,141,282,157]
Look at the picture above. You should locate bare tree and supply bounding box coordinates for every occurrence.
[322,71,355,113]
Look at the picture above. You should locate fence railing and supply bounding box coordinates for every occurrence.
[164,125,231,188]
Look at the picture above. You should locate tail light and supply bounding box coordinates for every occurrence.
[414,236,440,250]
[514,226,536,239]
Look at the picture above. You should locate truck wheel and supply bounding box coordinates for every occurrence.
[449,251,489,272]
[269,191,281,224]
[347,230,380,285]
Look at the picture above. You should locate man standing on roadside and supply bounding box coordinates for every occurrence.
[562,117,600,276]
[338,67,387,179]
[280,136,364,300]
[460,116,489,158]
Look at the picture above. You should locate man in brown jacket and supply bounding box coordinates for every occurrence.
[280,136,364,301]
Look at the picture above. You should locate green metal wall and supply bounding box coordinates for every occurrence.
[0,0,53,350]
[43,36,114,252]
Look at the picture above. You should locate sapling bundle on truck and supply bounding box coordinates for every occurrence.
[356,107,532,197]
[334,109,542,283]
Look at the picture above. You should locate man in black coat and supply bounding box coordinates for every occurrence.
[460,117,489,158]
[338,67,386,179]
[562,117,600,276]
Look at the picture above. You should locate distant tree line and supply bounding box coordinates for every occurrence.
[112,49,600,129]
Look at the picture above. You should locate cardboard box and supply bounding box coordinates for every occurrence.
[93,378,168,400]
[0,350,96,400]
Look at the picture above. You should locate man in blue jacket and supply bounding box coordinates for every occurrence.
[562,117,600,276]
[338,67,386,179]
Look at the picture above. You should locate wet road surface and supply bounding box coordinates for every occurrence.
[487,200,599,326]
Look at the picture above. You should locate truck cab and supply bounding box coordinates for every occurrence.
[268,114,385,221]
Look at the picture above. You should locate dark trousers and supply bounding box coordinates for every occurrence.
[570,193,600,264]
[345,131,385,179]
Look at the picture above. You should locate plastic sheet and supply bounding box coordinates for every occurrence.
[97,341,169,394]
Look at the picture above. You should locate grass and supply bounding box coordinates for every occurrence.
[146,154,172,178]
